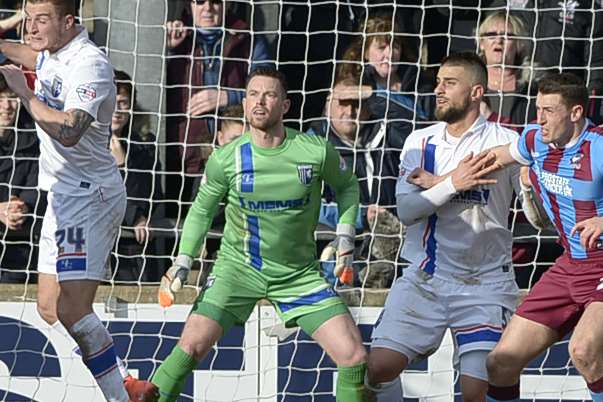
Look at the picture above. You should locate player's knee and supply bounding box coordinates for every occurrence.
[569,339,603,382]
[367,349,406,385]
[333,342,367,367]
[178,336,213,362]
[486,348,519,382]
[36,300,58,325]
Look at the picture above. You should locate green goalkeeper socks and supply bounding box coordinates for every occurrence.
[152,345,198,402]
[336,362,367,402]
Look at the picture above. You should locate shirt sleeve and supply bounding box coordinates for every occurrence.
[509,127,534,166]
[178,152,229,257]
[321,141,359,226]
[63,56,114,120]
[395,135,423,196]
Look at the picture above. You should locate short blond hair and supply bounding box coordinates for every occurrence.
[478,11,529,67]
[27,0,76,17]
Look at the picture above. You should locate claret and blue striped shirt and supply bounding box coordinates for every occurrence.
[510,120,603,260]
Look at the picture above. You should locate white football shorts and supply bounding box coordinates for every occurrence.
[371,266,518,362]
[37,188,126,282]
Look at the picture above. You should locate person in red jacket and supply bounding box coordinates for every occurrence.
[164,0,272,213]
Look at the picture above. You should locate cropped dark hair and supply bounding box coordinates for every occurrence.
[114,69,136,109]
[245,68,289,97]
[440,52,488,89]
[538,73,588,111]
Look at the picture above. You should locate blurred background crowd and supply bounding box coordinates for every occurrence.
[1,0,599,290]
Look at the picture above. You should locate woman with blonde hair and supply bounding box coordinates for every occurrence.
[477,11,536,131]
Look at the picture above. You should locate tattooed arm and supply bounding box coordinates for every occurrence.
[22,98,93,147]
[0,65,93,147]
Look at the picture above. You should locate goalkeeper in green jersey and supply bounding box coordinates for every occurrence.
[148,68,367,402]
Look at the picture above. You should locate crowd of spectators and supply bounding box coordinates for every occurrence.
[0,0,601,288]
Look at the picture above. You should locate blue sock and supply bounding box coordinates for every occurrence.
[486,397,519,402]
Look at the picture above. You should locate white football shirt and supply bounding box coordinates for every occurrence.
[397,116,521,284]
[34,26,123,197]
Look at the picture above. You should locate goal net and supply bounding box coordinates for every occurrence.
[0,0,598,401]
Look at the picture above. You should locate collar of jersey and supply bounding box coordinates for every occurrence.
[431,115,488,146]
[248,127,294,155]
[50,25,88,62]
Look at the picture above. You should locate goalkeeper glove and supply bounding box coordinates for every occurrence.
[320,223,355,285]
[158,254,193,307]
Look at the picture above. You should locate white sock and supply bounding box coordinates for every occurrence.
[69,313,129,402]
[364,373,404,402]
[53,320,129,379]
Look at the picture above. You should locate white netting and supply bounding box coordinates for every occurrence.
[0,0,600,401]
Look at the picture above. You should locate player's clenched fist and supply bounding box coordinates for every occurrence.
[0,64,29,98]
[320,223,355,285]
[158,255,193,307]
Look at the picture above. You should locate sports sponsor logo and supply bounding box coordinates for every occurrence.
[239,194,311,211]
[76,84,97,102]
[297,165,313,185]
[451,189,490,205]
[540,171,573,197]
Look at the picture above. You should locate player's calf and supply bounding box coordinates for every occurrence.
[69,312,130,402]
[364,348,407,402]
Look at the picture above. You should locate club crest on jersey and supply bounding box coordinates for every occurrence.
[571,153,584,169]
[76,83,97,102]
[297,165,313,185]
[51,76,62,97]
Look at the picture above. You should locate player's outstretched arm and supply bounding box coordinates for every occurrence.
[0,39,38,71]
[482,143,522,168]
[397,152,498,226]
[159,153,228,307]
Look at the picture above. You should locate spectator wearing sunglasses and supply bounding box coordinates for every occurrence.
[488,0,603,124]
[477,11,536,132]
[164,0,273,209]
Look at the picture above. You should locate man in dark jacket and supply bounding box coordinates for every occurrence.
[0,77,44,283]
[309,78,406,287]
[164,0,272,210]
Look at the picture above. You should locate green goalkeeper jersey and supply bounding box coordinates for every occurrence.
[179,128,359,275]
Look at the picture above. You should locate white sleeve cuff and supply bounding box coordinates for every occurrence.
[509,138,531,166]
[175,254,194,269]
[420,176,457,206]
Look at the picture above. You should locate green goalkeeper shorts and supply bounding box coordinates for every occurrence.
[190,258,349,335]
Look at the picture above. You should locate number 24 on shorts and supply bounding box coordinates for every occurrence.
[55,227,86,254]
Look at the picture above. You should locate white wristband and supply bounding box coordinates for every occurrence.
[336,223,355,238]
[175,254,194,269]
